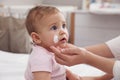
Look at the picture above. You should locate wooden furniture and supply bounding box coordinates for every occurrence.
[69,10,120,46]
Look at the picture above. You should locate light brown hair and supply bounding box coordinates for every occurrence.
[26,5,60,35]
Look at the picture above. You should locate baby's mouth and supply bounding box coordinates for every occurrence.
[53,35,68,44]
[60,37,67,43]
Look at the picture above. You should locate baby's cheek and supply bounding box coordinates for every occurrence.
[53,35,59,43]
[65,30,69,37]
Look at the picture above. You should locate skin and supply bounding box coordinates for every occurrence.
[85,44,114,58]
[31,12,69,80]
[31,12,69,51]
[50,43,114,80]
[66,70,113,80]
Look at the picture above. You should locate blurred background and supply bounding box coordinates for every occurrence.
[0,0,120,80]
[0,0,120,53]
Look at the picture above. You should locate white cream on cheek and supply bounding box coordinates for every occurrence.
[53,35,59,43]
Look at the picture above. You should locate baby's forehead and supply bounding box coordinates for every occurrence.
[36,12,63,22]
[35,12,65,26]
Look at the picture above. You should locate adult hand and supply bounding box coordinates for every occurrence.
[66,69,95,80]
[66,69,81,80]
[50,43,88,66]
[66,69,113,80]
[66,69,106,80]
[81,74,113,80]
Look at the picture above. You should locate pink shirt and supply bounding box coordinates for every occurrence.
[25,45,66,80]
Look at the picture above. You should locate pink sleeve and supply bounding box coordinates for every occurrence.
[29,48,53,73]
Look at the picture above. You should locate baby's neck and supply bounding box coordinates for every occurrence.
[39,45,52,52]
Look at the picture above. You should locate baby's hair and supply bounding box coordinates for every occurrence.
[25,5,60,35]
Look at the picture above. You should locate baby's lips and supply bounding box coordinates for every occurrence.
[59,37,68,43]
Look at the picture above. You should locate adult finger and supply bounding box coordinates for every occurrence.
[59,43,76,49]
[62,48,80,55]
[50,46,71,63]
[66,69,80,80]
[50,46,64,58]
[54,56,67,65]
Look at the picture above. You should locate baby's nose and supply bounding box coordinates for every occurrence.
[59,28,65,35]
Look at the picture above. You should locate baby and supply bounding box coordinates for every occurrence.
[24,5,71,80]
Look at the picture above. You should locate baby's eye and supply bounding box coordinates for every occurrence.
[50,26,57,30]
[62,24,66,29]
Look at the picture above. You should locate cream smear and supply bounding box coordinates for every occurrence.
[54,35,59,43]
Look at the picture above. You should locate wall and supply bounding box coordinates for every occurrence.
[42,0,120,9]
[42,0,82,9]
[0,0,42,5]
[73,13,120,47]
[0,0,82,9]
[113,0,120,3]
[1,0,120,7]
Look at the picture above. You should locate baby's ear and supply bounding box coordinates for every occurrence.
[31,32,41,44]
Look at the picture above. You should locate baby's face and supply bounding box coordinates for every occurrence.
[36,12,69,50]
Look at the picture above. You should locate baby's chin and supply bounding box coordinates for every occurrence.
[56,43,67,48]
